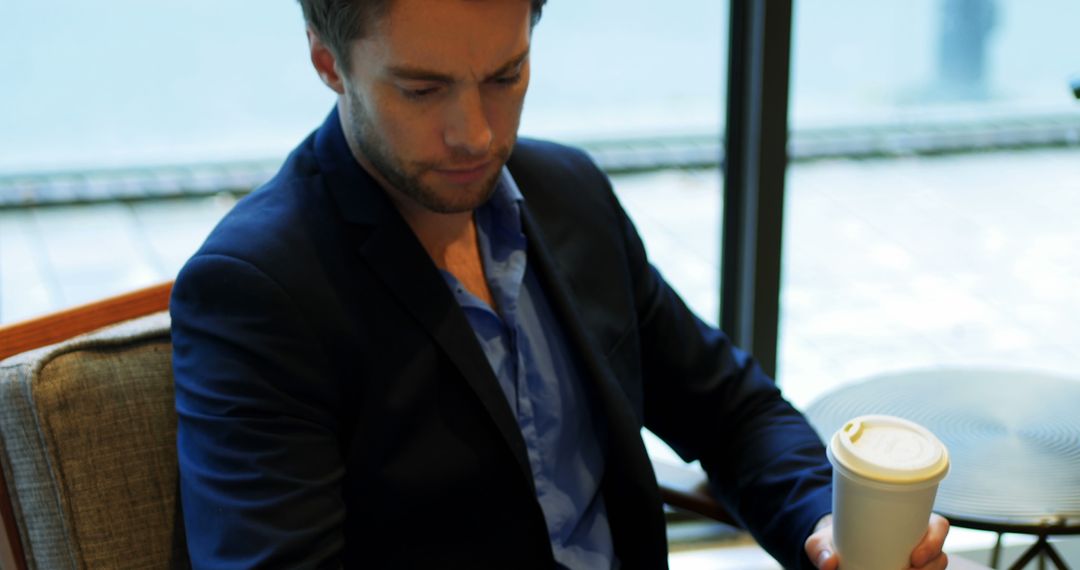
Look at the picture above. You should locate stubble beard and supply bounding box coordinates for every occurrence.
[343,85,515,215]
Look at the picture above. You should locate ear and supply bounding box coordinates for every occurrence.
[308,27,346,94]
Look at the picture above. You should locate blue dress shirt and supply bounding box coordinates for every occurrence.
[440,169,615,569]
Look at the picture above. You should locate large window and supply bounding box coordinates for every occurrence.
[0,2,728,327]
[527,1,728,326]
[525,1,725,142]
[1,1,725,172]
[779,0,1080,407]
[0,2,330,174]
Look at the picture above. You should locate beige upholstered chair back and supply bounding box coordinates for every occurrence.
[0,309,188,569]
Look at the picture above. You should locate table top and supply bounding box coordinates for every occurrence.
[805,368,1080,533]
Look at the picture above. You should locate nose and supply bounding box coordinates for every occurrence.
[443,87,492,157]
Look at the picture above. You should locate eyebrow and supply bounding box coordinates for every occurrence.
[387,49,530,83]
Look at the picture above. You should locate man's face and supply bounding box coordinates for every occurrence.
[337,0,533,214]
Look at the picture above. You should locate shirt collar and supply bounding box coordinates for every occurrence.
[491,166,524,208]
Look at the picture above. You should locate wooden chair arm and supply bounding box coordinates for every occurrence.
[0,282,172,361]
[653,459,739,527]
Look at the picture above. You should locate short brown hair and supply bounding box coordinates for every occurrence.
[298,0,548,68]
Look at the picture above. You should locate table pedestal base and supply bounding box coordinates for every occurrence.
[992,534,1071,570]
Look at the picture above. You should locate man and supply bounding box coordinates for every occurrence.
[170,0,949,568]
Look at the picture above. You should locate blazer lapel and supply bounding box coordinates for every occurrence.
[520,204,669,564]
[519,206,655,466]
[357,222,534,489]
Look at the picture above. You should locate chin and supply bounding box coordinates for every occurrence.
[415,170,502,214]
[427,185,498,214]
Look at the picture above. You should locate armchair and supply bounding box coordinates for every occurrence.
[0,283,184,569]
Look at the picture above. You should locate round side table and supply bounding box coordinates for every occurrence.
[805,369,1080,569]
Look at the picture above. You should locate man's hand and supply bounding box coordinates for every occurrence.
[805,513,950,570]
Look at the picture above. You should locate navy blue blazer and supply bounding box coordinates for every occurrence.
[171,109,832,569]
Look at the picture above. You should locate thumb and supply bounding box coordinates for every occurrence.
[804,517,839,570]
[807,543,838,570]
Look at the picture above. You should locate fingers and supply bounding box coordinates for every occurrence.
[807,513,949,570]
[817,550,840,570]
[910,514,951,568]
[911,552,949,570]
[808,513,950,570]
[804,525,839,570]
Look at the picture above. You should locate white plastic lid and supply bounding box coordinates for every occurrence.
[828,415,950,484]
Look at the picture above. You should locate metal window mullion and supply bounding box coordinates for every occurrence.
[721,0,794,379]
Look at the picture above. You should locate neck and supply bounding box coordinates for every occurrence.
[355,157,477,269]
[374,172,491,307]
[398,206,477,271]
[337,108,481,270]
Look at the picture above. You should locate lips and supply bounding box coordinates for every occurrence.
[434,161,492,184]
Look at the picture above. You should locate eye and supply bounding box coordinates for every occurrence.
[493,73,523,87]
[399,85,441,100]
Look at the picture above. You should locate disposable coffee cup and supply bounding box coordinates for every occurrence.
[827,415,949,570]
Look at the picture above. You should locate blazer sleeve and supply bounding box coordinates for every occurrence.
[171,252,345,569]
[610,193,832,569]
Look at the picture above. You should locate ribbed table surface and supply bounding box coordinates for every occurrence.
[805,369,1080,531]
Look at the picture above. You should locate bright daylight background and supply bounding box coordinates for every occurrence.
[3,0,1079,403]
[2,0,1080,566]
